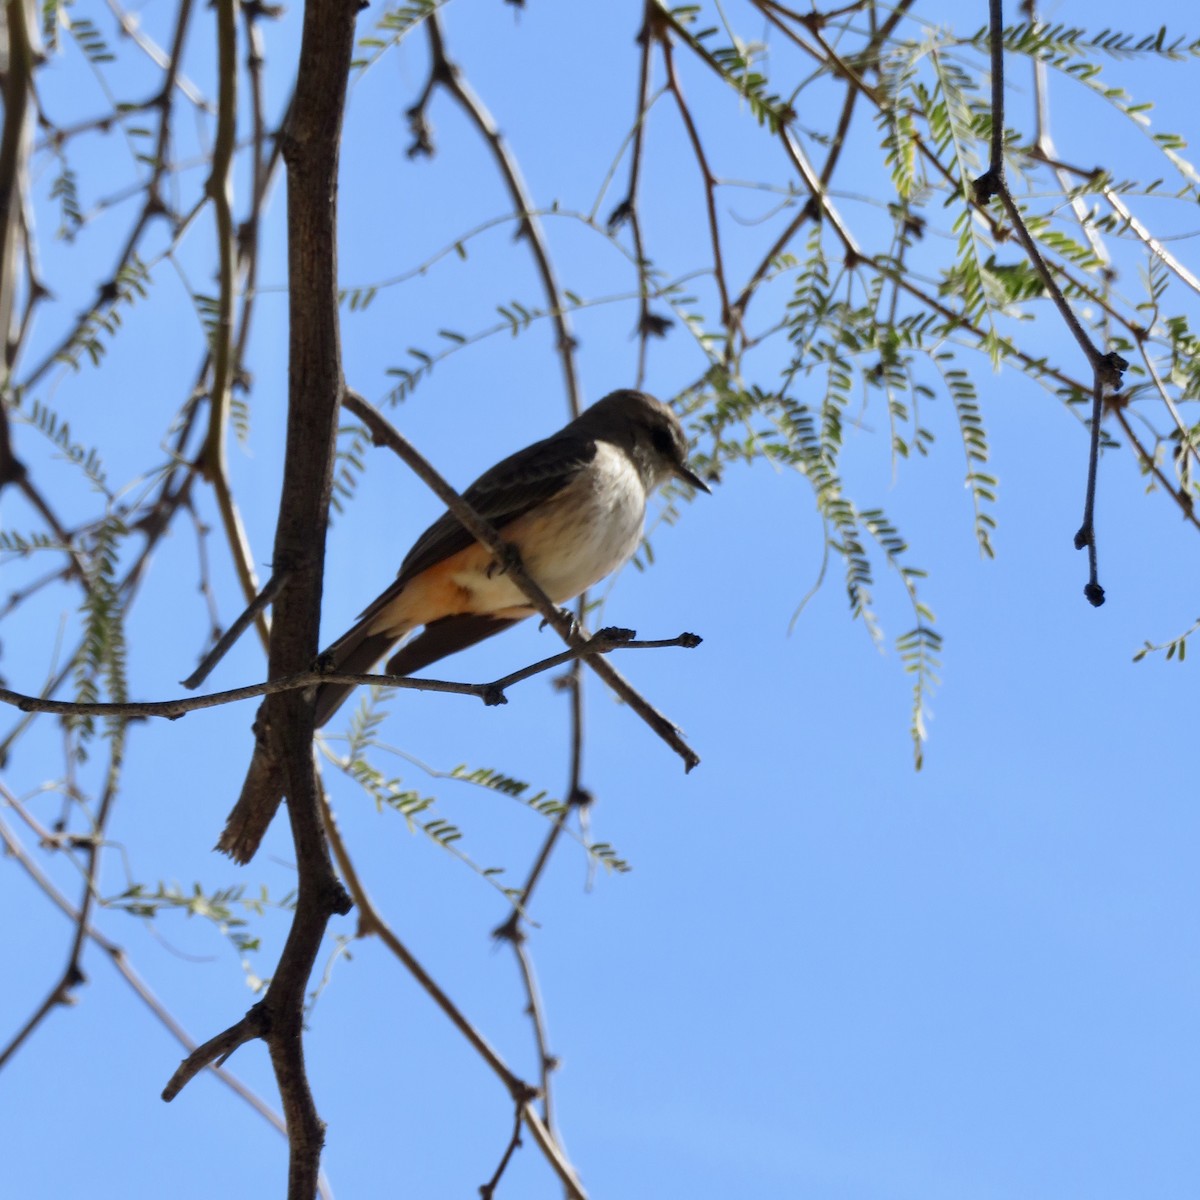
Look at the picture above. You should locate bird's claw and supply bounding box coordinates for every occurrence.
[487,542,524,579]
[539,606,579,638]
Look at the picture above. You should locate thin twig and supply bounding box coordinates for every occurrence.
[1133,335,1200,478]
[1030,147,1200,297]
[232,3,280,372]
[1025,0,1107,264]
[105,0,209,108]
[317,789,585,1196]
[976,0,1123,605]
[2,630,700,720]
[19,0,199,392]
[410,12,581,417]
[182,571,287,689]
[1110,402,1200,534]
[521,1104,588,1200]
[490,630,702,693]
[480,1103,525,1199]
[13,474,92,589]
[184,490,223,645]
[162,1007,268,1100]
[610,2,661,387]
[0,0,36,368]
[0,671,479,718]
[197,0,271,646]
[321,800,529,1100]
[0,812,334,1198]
[0,562,70,621]
[661,34,730,327]
[0,739,124,1068]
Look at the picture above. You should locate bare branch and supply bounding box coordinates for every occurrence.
[19,0,200,392]
[611,3,663,387]
[409,11,581,417]
[661,34,730,327]
[182,571,287,689]
[0,807,333,1197]
[480,1104,525,1199]
[174,6,363,1198]
[318,787,586,1197]
[162,1007,268,1100]
[1,629,700,720]
[975,0,1125,605]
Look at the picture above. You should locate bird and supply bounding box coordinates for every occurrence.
[312,387,710,721]
[216,388,709,862]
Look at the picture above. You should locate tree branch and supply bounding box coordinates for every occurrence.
[974,0,1125,606]
[409,10,581,417]
[1,629,700,719]
[168,5,362,1197]
[318,786,587,1198]
[0,808,335,1195]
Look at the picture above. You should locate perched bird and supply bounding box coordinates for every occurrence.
[217,388,709,862]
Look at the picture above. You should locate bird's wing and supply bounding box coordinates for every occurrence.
[325,430,595,661]
[315,429,595,727]
[384,430,598,598]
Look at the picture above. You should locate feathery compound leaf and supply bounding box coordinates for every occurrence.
[665,11,791,131]
[354,0,442,74]
[877,53,925,201]
[896,624,943,769]
[969,23,1200,190]
[107,881,293,956]
[970,21,1200,64]
[933,354,997,558]
[18,396,109,493]
[444,764,628,868]
[330,750,526,898]
[69,516,130,759]
[0,529,74,554]
[66,14,114,63]
[54,255,153,374]
[1132,617,1200,663]
[49,157,83,241]
[331,424,372,516]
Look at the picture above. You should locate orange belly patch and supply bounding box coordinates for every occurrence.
[365,540,521,639]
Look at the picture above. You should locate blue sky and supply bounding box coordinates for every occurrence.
[2,1,1199,1197]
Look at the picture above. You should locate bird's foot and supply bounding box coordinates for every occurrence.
[539,606,579,638]
[486,541,526,580]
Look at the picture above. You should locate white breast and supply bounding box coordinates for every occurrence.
[450,441,649,609]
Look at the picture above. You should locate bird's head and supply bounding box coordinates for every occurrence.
[580,389,711,495]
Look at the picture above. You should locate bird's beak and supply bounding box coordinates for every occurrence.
[674,462,712,494]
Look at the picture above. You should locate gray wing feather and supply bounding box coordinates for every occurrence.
[396,430,597,586]
[337,430,597,635]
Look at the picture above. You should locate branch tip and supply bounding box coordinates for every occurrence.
[971,169,1002,205]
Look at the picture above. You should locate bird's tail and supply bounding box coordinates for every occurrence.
[384,613,520,678]
[312,612,521,728]
[312,618,401,728]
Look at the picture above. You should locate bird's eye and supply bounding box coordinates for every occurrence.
[651,425,675,456]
